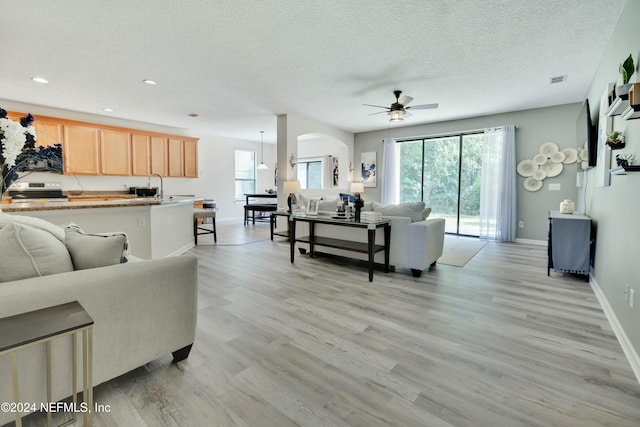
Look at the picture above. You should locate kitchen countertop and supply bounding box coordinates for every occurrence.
[1,195,201,212]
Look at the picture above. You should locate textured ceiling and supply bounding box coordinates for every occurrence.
[0,0,627,143]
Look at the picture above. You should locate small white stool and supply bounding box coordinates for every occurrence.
[193,208,217,244]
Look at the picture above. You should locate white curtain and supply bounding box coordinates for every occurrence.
[479,125,516,242]
[381,138,399,205]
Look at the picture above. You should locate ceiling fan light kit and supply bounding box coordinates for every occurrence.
[389,110,405,122]
[365,90,438,123]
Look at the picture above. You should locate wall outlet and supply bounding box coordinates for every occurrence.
[519,220,525,228]
[137,217,146,227]
[630,288,635,309]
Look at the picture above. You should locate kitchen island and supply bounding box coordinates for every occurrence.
[1,195,200,259]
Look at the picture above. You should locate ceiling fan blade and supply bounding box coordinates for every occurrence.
[398,95,413,106]
[406,103,439,110]
[368,110,389,116]
[362,103,390,109]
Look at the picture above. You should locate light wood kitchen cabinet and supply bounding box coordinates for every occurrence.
[35,119,64,149]
[6,112,62,148]
[168,138,184,177]
[150,136,168,176]
[100,129,131,175]
[183,139,198,177]
[131,134,151,176]
[63,124,100,175]
[7,110,198,178]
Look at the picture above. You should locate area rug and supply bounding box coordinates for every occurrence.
[195,221,272,246]
[438,235,487,267]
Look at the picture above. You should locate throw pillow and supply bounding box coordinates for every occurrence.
[422,207,432,220]
[0,223,74,282]
[372,201,426,222]
[339,193,356,203]
[64,228,129,270]
[0,212,65,241]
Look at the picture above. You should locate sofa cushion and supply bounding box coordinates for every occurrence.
[422,207,432,220]
[372,201,427,222]
[0,223,74,282]
[64,228,129,270]
[0,212,65,241]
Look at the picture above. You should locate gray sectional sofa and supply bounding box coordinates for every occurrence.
[295,197,445,277]
[0,213,198,424]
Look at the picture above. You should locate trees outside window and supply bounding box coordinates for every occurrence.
[398,133,483,236]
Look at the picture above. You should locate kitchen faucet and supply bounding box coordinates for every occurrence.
[148,173,164,200]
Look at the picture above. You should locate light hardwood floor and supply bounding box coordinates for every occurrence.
[23,223,640,426]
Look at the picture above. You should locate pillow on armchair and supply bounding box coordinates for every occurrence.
[0,223,74,282]
[64,225,129,270]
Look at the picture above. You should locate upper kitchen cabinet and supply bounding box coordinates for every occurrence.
[151,137,199,177]
[6,111,63,148]
[150,136,168,176]
[168,138,184,177]
[34,118,64,149]
[183,139,198,178]
[63,124,100,175]
[6,110,198,177]
[100,129,132,175]
[131,133,151,176]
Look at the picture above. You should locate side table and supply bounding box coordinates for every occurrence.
[547,210,592,277]
[0,301,94,427]
[270,211,291,240]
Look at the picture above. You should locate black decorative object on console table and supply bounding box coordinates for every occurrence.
[353,193,364,222]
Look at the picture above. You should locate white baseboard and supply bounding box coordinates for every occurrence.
[590,275,640,384]
[167,243,195,257]
[514,238,546,246]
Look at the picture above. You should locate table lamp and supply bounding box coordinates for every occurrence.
[350,182,364,197]
[283,180,301,212]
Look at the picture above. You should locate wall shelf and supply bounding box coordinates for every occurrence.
[607,95,629,116]
[610,165,640,175]
[621,104,640,120]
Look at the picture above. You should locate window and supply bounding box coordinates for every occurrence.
[297,158,323,189]
[234,150,256,200]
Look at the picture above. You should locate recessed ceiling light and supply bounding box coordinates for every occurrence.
[31,77,48,84]
[103,108,114,112]
[549,75,567,84]
[142,79,157,85]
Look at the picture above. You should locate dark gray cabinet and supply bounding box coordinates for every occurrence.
[547,210,592,276]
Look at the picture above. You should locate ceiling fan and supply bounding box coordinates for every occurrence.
[364,90,438,122]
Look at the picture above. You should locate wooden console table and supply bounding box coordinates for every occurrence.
[289,216,391,282]
[0,301,94,427]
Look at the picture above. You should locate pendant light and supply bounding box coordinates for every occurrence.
[257,130,268,170]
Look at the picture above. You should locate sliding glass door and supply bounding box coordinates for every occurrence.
[399,133,483,236]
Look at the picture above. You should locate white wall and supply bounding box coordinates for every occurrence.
[276,112,354,207]
[1,99,276,220]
